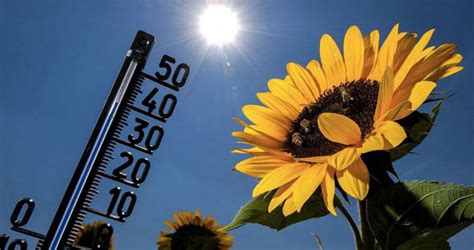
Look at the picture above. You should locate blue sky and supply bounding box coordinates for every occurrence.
[1,0,473,249]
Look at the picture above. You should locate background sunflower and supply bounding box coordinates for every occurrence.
[157,210,233,250]
[74,221,115,250]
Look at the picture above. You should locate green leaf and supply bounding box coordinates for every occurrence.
[225,191,330,231]
[390,103,441,161]
[366,181,474,250]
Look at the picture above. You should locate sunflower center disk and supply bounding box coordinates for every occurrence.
[284,79,379,158]
[171,225,219,249]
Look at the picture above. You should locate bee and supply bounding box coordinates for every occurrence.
[291,132,304,146]
[302,106,314,115]
[300,119,312,134]
[340,86,354,103]
[339,86,353,111]
[323,103,344,113]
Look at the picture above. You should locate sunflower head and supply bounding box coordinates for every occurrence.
[157,210,233,250]
[74,221,115,250]
[232,24,463,217]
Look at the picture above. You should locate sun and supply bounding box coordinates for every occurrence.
[199,5,239,45]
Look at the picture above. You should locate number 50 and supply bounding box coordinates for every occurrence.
[155,55,190,88]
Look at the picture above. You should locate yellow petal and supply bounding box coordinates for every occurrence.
[164,221,177,230]
[287,62,320,101]
[306,60,328,92]
[233,147,293,161]
[257,92,299,121]
[344,26,365,81]
[441,53,463,67]
[399,44,456,89]
[294,163,327,212]
[361,30,380,79]
[241,105,289,140]
[235,118,286,142]
[321,168,337,215]
[382,101,412,121]
[252,163,309,197]
[268,181,297,212]
[295,155,328,163]
[408,81,437,112]
[420,45,461,76]
[360,133,386,153]
[235,156,291,178]
[195,209,202,217]
[204,217,215,228]
[397,32,407,41]
[318,113,362,145]
[173,213,184,226]
[268,78,306,109]
[238,141,290,158]
[374,68,394,121]
[320,34,346,87]
[394,29,435,89]
[327,147,361,170]
[418,45,436,61]
[233,146,263,154]
[242,105,290,131]
[336,158,369,200]
[393,33,418,73]
[232,131,283,150]
[426,66,463,81]
[377,121,407,149]
[369,24,399,81]
[232,147,272,157]
[282,196,297,216]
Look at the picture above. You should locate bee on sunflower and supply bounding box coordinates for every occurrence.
[157,210,233,250]
[232,24,462,216]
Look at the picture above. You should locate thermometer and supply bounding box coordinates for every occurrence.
[1,30,190,249]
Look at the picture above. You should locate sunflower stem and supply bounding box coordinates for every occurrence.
[335,199,363,250]
[358,200,375,250]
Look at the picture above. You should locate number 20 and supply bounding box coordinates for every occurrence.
[112,152,150,185]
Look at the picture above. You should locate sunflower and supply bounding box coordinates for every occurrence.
[232,24,463,216]
[157,210,233,250]
[74,221,115,250]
